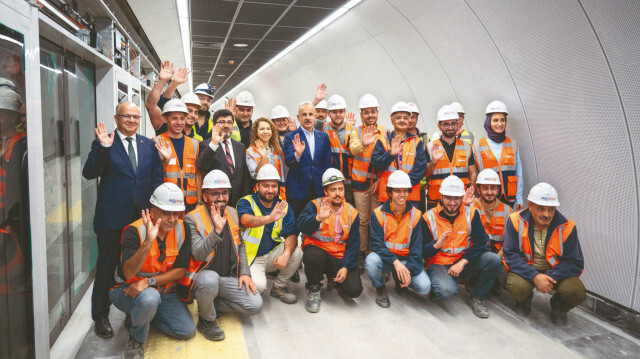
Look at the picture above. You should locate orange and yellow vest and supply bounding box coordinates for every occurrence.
[323,122,353,182]
[303,198,358,258]
[378,134,421,202]
[473,200,512,252]
[351,124,387,191]
[372,205,421,257]
[423,204,475,267]
[246,145,287,200]
[426,138,471,205]
[474,137,519,202]
[157,133,200,205]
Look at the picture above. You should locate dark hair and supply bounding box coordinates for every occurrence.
[212,109,234,124]
[386,187,394,197]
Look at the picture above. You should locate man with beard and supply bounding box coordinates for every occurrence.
[237,164,303,303]
[226,91,254,148]
[297,168,362,313]
[180,93,205,141]
[323,94,355,205]
[180,170,262,341]
[451,101,475,145]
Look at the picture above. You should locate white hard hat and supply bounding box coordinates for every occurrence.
[327,94,347,111]
[322,168,345,186]
[437,105,459,122]
[181,93,201,107]
[439,175,465,196]
[162,99,189,114]
[236,91,255,107]
[358,94,379,109]
[450,101,465,114]
[387,170,412,189]
[194,83,215,98]
[271,105,289,119]
[315,100,328,110]
[390,101,411,115]
[0,78,22,113]
[485,100,508,115]
[149,183,185,212]
[256,164,280,181]
[407,102,420,114]
[476,169,501,185]
[527,182,560,207]
[203,170,232,189]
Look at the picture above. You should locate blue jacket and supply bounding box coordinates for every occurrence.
[503,209,584,282]
[284,127,331,200]
[369,200,423,276]
[371,131,428,186]
[82,133,163,230]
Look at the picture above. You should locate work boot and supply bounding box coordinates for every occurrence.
[197,317,225,341]
[94,314,114,338]
[514,293,533,317]
[124,336,144,359]
[124,313,132,329]
[290,270,300,283]
[550,295,568,326]
[305,285,322,313]
[358,251,366,275]
[392,271,408,297]
[270,285,298,304]
[375,286,390,308]
[326,278,338,295]
[490,280,502,297]
[471,295,490,318]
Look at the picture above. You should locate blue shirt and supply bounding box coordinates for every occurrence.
[169,136,185,189]
[296,127,316,161]
[237,193,297,257]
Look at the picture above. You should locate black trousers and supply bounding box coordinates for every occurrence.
[92,226,123,319]
[302,245,363,298]
[288,185,317,218]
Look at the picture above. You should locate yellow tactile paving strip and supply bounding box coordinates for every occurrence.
[144,302,249,359]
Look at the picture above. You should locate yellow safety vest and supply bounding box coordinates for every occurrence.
[240,195,288,265]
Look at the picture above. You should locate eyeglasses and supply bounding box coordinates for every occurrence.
[157,238,166,262]
[197,95,212,101]
[117,114,141,120]
[440,122,457,129]
[208,191,229,198]
[217,120,234,126]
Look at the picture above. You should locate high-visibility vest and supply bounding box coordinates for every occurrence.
[474,137,519,202]
[426,138,471,204]
[0,132,25,211]
[303,198,358,259]
[231,119,241,142]
[120,218,186,294]
[177,205,241,301]
[323,122,353,181]
[504,212,576,270]
[157,133,200,205]
[246,145,287,200]
[0,228,23,295]
[372,205,421,257]
[473,200,512,252]
[351,124,387,188]
[194,117,213,139]
[187,130,203,142]
[378,134,421,202]
[423,204,475,267]
[459,129,475,145]
[240,195,288,265]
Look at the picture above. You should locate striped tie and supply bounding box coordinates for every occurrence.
[224,140,235,175]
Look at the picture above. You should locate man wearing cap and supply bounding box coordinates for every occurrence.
[297,168,362,313]
[110,183,195,358]
[503,183,585,326]
[225,90,255,148]
[422,175,502,318]
[426,105,477,210]
[366,170,430,308]
[237,164,303,303]
[348,94,387,273]
[372,101,429,208]
[83,101,163,338]
[311,83,329,130]
[180,170,262,341]
[322,94,355,205]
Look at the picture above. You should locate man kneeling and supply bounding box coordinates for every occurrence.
[180,170,262,341]
[297,168,363,313]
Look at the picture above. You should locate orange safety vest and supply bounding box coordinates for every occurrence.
[504,212,576,270]
[246,145,287,200]
[119,218,186,294]
[426,138,471,204]
[474,137,519,202]
[0,228,23,295]
[473,200,512,252]
[378,134,421,202]
[423,204,475,267]
[303,198,358,259]
[177,205,241,301]
[157,133,200,205]
[351,124,387,190]
[372,205,421,257]
[0,132,25,211]
[323,122,353,181]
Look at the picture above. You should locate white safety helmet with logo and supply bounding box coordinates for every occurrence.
[203,170,232,189]
[527,182,560,207]
[150,183,186,211]
[236,91,255,107]
[256,164,280,181]
[439,175,465,196]
[390,101,411,116]
[271,105,290,120]
[322,168,345,187]
[0,78,22,113]
[315,100,328,110]
[194,83,215,98]
[476,169,501,185]
[162,98,189,114]
[485,100,508,115]
[387,170,412,189]
[407,102,420,114]
[358,94,379,109]
[437,105,459,123]
[181,93,202,108]
[326,94,347,111]
[450,101,465,114]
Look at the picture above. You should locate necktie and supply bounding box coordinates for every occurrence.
[224,140,235,175]
[126,137,137,173]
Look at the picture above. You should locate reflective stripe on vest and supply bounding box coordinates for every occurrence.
[427,139,471,203]
[424,205,474,266]
[459,129,474,145]
[241,195,287,265]
[508,213,575,269]
[323,122,353,181]
[231,119,241,142]
[157,133,200,204]
[352,125,387,184]
[474,137,519,202]
[374,205,421,257]
[473,201,512,244]
[378,133,420,202]
[304,198,357,259]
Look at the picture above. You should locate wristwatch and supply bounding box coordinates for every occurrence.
[148,277,156,287]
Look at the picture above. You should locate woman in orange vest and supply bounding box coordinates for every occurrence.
[474,101,523,210]
[246,117,287,200]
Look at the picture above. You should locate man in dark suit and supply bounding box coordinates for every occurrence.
[197,109,251,207]
[82,101,164,338]
[284,101,331,217]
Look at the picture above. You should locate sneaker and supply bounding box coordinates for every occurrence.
[358,251,366,275]
[514,293,533,317]
[124,313,132,329]
[270,285,298,304]
[124,336,144,359]
[375,286,390,308]
[290,270,300,283]
[305,285,322,313]
[197,317,225,341]
[471,295,490,318]
[550,296,568,326]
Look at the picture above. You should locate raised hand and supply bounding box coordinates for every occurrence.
[286,117,297,131]
[434,229,451,249]
[141,209,161,244]
[211,123,224,146]
[316,198,332,222]
[462,186,475,206]
[390,135,403,156]
[256,142,267,158]
[154,136,173,160]
[210,202,227,234]
[314,83,327,103]
[159,60,174,82]
[346,112,356,127]
[293,134,306,157]
[95,122,114,146]
[431,141,444,163]
[362,125,377,147]
[172,67,190,85]
[225,98,236,113]
[269,201,287,222]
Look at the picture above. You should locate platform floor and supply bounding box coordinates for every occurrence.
[76,271,640,359]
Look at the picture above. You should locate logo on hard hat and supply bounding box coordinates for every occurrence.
[541,196,555,201]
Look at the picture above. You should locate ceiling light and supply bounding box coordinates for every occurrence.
[217,74,225,77]
[233,43,248,48]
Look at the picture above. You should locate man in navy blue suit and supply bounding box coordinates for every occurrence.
[284,101,331,218]
[83,101,163,338]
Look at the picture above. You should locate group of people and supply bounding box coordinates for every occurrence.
[83,61,587,359]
